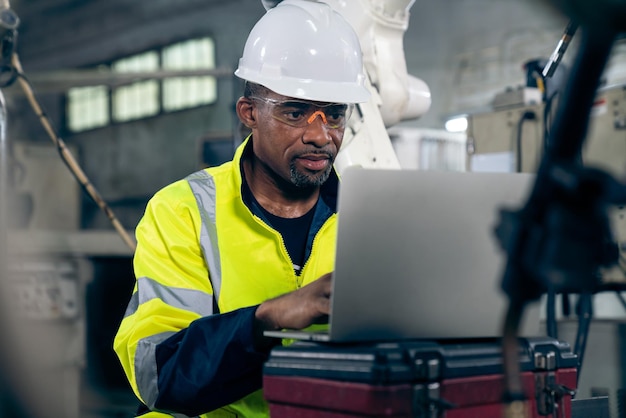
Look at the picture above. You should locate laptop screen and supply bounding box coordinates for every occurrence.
[328,168,542,342]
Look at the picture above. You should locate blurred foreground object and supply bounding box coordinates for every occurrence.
[494,0,626,413]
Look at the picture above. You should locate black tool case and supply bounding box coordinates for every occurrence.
[263,337,578,418]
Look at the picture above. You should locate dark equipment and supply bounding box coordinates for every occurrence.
[494,0,626,414]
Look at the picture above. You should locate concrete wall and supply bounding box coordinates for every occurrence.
[404,0,570,128]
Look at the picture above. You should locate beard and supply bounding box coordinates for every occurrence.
[289,157,334,188]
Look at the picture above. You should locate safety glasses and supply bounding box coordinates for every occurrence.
[250,96,353,129]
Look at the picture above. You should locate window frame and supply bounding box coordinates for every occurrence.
[65,36,218,134]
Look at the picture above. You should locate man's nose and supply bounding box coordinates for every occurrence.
[303,111,332,146]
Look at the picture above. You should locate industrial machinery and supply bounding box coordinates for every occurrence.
[466,74,626,284]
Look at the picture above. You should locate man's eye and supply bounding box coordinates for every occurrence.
[326,108,346,121]
[284,110,306,120]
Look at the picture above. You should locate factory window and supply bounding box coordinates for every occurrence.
[162,38,217,111]
[67,37,217,132]
[112,51,160,122]
[67,85,109,132]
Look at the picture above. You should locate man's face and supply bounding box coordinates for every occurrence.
[248,91,350,189]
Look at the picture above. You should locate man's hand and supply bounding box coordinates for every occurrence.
[255,273,332,332]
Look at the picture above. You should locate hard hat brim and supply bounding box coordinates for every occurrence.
[235,69,371,104]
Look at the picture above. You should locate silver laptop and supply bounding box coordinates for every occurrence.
[264,168,542,342]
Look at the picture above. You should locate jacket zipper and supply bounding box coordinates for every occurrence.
[251,214,299,287]
[297,218,333,287]
[251,213,335,289]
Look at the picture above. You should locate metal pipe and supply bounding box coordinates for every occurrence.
[542,20,579,79]
[23,67,235,93]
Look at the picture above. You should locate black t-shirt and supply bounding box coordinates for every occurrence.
[255,198,317,275]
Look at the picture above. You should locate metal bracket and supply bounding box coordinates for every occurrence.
[413,383,456,418]
[534,354,577,418]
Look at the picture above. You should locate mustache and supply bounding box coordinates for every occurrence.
[293,149,335,160]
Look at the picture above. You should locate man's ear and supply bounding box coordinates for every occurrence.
[236,97,257,129]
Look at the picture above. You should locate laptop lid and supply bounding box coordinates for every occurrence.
[326,168,542,342]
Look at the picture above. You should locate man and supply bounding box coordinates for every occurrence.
[114,1,370,417]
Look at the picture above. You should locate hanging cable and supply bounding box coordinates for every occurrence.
[573,293,592,386]
[515,110,537,172]
[546,290,558,338]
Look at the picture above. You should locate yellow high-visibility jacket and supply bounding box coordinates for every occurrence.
[113,137,338,418]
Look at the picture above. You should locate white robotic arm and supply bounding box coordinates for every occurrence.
[323,0,430,125]
[319,0,431,173]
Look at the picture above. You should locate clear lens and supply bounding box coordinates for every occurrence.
[251,96,352,129]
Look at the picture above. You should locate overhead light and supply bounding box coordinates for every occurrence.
[445,116,468,133]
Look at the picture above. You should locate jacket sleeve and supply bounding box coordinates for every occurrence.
[113,181,275,416]
[154,306,273,415]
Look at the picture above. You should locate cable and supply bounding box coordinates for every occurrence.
[562,293,571,317]
[515,110,537,172]
[546,289,558,339]
[10,53,136,252]
[573,293,592,386]
[543,90,560,153]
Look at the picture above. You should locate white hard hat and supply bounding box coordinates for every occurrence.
[235,0,370,104]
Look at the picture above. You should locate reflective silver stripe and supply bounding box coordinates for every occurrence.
[186,170,222,303]
[129,277,211,413]
[124,277,214,319]
[134,331,175,409]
